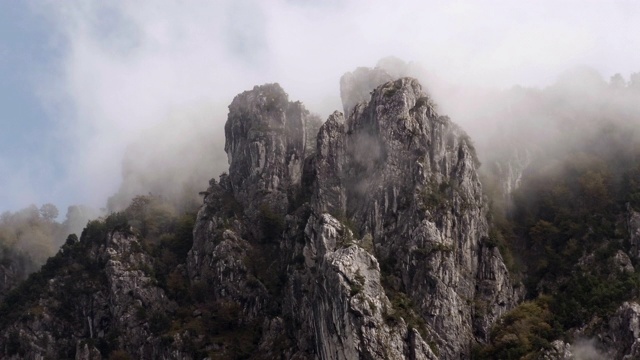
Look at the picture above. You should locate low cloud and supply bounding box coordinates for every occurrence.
[572,338,608,360]
[5,0,637,213]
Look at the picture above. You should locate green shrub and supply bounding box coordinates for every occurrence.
[259,204,285,242]
[108,350,133,360]
[475,297,556,360]
[149,311,171,335]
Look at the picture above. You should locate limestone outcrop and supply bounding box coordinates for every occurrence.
[189,78,520,358]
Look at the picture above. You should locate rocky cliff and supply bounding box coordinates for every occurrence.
[0,261,23,302]
[0,77,519,359]
[0,228,183,359]
[188,78,520,359]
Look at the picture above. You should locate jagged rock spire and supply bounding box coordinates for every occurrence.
[225,83,309,226]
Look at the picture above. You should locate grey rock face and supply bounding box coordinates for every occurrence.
[189,78,519,359]
[0,263,22,302]
[187,181,268,322]
[290,213,438,359]
[628,205,640,259]
[312,111,346,215]
[542,340,574,360]
[599,302,640,360]
[613,250,635,274]
[488,148,532,211]
[75,340,102,360]
[225,84,308,222]
[189,84,308,323]
[341,77,519,358]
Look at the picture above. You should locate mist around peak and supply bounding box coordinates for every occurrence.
[5,0,639,215]
[1,2,640,356]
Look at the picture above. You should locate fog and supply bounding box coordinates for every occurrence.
[572,339,607,360]
[0,0,637,223]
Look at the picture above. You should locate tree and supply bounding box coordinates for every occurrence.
[610,73,625,89]
[65,234,78,246]
[39,204,59,222]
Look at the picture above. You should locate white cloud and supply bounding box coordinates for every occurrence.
[19,0,640,211]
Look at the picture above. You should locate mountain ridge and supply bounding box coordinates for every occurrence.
[0,76,520,359]
[6,66,640,359]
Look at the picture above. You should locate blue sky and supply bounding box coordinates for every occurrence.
[1,0,640,215]
[0,2,64,212]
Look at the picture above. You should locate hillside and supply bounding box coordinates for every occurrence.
[1,66,640,359]
[0,75,519,359]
